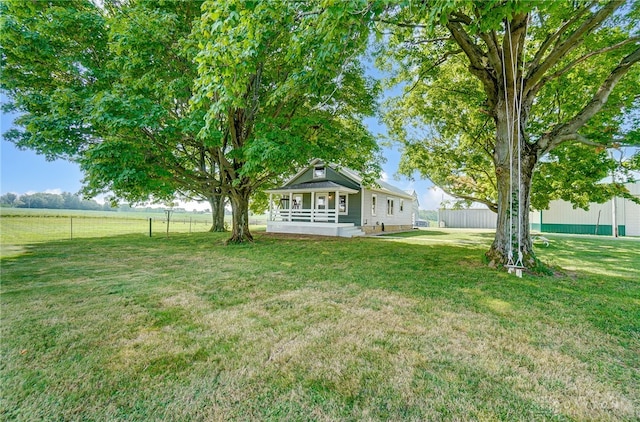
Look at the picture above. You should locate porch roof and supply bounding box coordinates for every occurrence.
[266,180,359,195]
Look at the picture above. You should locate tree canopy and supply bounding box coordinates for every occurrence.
[383,0,639,210]
[1,0,381,241]
[191,0,381,242]
[1,0,221,219]
[2,0,638,267]
[378,0,639,268]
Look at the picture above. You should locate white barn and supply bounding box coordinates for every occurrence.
[436,182,640,237]
[531,182,640,237]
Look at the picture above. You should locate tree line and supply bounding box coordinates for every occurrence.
[0,192,111,210]
[0,192,210,214]
[2,0,637,269]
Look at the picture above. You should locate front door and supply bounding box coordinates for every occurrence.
[315,193,329,221]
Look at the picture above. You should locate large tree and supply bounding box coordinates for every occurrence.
[192,0,381,243]
[0,0,229,231]
[380,0,639,269]
[1,0,381,242]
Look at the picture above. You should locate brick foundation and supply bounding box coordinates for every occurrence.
[361,225,413,235]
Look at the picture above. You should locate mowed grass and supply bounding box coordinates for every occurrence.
[1,208,267,257]
[1,229,639,421]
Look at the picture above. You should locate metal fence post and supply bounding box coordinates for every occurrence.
[149,217,152,237]
[165,209,172,237]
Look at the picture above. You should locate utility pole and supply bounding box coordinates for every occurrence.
[612,196,618,238]
[610,150,618,238]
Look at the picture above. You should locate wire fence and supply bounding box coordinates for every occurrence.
[0,211,267,245]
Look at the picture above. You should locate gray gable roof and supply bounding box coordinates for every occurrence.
[271,159,414,199]
[266,180,359,194]
[375,179,414,198]
[278,181,355,191]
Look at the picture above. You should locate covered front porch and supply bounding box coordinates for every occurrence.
[265,181,364,237]
[267,221,364,237]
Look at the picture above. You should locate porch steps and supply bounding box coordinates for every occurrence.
[338,225,366,238]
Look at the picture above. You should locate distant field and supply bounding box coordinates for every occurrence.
[0,208,267,253]
[0,207,213,220]
[1,229,638,420]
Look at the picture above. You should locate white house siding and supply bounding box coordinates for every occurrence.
[361,189,414,234]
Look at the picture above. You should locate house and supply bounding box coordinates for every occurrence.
[265,160,417,237]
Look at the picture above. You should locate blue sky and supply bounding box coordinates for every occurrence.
[1,104,84,195]
[0,93,445,210]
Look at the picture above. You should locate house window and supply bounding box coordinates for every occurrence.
[313,166,326,179]
[400,199,404,212]
[371,194,377,216]
[387,198,394,216]
[339,194,348,214]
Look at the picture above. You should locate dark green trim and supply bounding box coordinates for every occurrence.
[289,166,360,190]
[534,223,626,236]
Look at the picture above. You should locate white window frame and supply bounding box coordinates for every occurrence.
[387,198,394,216]
[400,199,404,212]
[316,193,328,210]
[293,194,303,209]
[371,194,377,216]
[313,166,326,179]
[338,194,348,215]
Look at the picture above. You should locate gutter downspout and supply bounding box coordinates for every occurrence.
[360,187,365,228]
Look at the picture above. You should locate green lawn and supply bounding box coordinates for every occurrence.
[1,229,638,420]
[0,208,267,256]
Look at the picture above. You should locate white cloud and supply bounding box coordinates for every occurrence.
[21,188,64,195]
[178,200,211,212]
[420,186,455,210]
[420,186,490,210]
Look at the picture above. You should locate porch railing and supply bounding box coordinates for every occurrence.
[271,208,337,223]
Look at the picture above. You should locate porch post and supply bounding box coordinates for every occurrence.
[335,190,339,223]
[269,193,273,221]
[311,191,315,223]
[288,192,293,221]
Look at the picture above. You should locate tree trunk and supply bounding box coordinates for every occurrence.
[227,189,253,244]
[486,112,539,269]
[208,193,226,232]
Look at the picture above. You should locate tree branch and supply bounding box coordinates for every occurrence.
[439,184,498,213]
[377,18,429,29]
[538,46,640,155]
[412,36,452,44]
[501,13,529,92]
[525,0,623,97]
[478,29,502,73]
[405,49,462,94]
[450,11,472,25]
[446,21,497,97]
[528,2,595,72]
[531,37,639,95]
